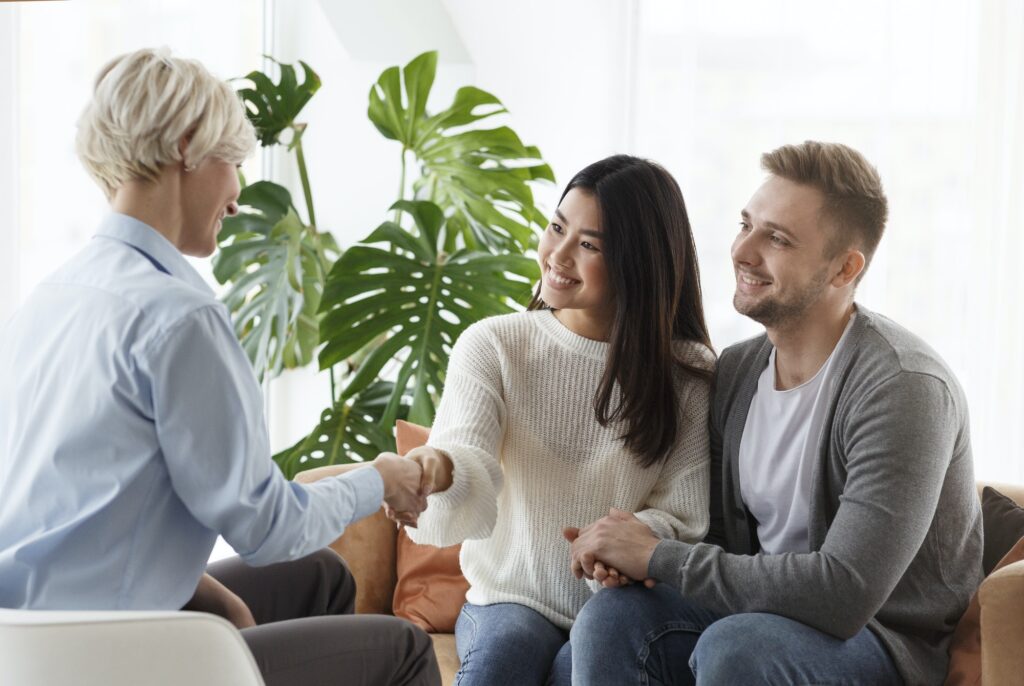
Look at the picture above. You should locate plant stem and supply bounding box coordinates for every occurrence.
[329,365,336,406]
[428,174,438,203]
[394,146,408,223]
[293,124,317,229]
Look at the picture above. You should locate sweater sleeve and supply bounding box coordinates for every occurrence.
[634,375,711,542]
[648,370,962,640]
[406,322,506,547]
[634,347,713,543]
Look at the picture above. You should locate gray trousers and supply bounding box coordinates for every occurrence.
[207,549,440,686]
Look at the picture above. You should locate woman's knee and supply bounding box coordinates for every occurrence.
[573,586,647,638]
[460,603,562,650]
[456,604,565,685]
[305,548,355,615]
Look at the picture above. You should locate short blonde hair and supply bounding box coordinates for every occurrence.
[761,141,888,276]
[76,47,255,198]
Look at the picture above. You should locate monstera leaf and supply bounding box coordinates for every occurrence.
[318,200,538,429]
[273,380,398,478]
[214,181,335,379]
[368,51,554,251]
[237,58,321,147]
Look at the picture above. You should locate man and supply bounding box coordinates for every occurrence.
[0,48,440,685]
[567,141,982,685]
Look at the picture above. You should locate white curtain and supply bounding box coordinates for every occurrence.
[965,0,1024,482]
[629,0,1024,482]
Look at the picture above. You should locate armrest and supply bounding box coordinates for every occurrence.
[292,463,398,615]
[294,461,368,484]
[979,558,1024,684]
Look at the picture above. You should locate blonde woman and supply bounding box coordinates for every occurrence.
[0,48,439,686]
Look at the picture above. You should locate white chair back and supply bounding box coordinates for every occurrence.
[0,609,264,686]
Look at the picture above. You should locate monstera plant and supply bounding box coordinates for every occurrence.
[214,58,338,382]
[216,52,553,478]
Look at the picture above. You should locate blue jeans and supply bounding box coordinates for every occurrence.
[570,584,903,685]
[455,602,572,685]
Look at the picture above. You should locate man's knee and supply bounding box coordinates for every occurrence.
[691,613,784,682]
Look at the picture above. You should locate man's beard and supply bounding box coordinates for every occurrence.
[733,265,831,327]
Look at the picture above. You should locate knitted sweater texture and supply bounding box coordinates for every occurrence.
[408,310,713,629]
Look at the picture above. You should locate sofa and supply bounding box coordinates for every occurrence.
[296,461,1024,685]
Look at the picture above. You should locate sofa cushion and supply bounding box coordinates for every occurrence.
[392,420,470,633]
[944,535,1024,685]
[981,486,1024,575]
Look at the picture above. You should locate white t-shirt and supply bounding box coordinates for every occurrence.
[738,314,856,554]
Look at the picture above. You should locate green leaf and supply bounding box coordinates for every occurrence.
[273,381,399,479]
[237,58,321,146]
[317,201,538,428]
[214,181,334,380]
[367,51,554,251]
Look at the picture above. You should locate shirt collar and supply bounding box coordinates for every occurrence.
[94,212,215,296]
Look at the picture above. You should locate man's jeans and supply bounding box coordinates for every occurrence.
[454,601,572,685]
[570,584,903,685]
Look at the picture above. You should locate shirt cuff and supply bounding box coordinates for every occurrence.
[337,465,385,521]
[648,538,694,582]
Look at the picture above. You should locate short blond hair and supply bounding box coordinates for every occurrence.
[76,47,255,198]
[761,141,888,275]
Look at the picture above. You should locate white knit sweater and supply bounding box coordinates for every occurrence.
[407,310,712,629]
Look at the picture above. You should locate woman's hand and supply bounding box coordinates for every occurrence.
[183,573,256,630]
[384,446,454,528]
[405,445,454,495]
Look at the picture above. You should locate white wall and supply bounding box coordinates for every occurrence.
[264,0,1024,482]
[0,5,19,324]
[7,1,1023,482]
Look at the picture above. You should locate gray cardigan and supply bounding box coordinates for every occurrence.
[649,306,983,685]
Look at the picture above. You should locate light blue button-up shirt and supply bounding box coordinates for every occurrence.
[0,213,383,610]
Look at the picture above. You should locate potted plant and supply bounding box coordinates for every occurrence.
[214,52,553,477]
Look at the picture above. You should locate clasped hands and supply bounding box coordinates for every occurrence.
[564,508,660,589]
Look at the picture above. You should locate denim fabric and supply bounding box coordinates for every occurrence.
[571,584,903,685]
[454,602,571,685]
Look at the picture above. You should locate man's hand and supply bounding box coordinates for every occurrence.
[566,509,661,584]
[373,452,427,518]
[183,573,256,630]
[563,526,655,589]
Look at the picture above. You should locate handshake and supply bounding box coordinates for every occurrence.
[371,446,455,527]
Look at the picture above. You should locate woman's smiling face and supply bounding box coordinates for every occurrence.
[537,188,614,338]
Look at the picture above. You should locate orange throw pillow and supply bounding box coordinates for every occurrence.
[392,420,470,633]
[945,535,1024,685]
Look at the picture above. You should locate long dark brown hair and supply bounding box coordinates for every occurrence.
[529,155,713,468]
